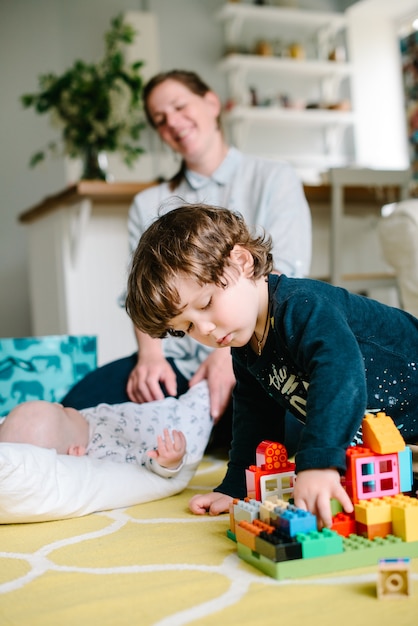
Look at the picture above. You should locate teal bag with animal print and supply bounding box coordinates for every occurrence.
[0,335,97,417]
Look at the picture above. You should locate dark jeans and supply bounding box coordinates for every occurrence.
[61,353,189,409]
[61,352,303,456]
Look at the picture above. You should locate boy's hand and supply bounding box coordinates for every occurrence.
[189,491,232,515]
[293,468,353,529]
[147,428,186,470]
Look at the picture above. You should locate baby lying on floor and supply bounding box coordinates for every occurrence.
[0,381,215,523]
[0,380,212,480]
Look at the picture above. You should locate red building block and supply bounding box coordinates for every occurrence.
[331,512,356,537]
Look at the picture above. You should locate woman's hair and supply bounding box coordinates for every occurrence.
[126,204,273,339]
[142,70,221,191]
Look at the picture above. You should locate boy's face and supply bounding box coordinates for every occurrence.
[170,248,262,350]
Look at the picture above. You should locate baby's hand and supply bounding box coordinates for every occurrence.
[147,428,186,470]
[189,491,232,515]
[293,468,353,529]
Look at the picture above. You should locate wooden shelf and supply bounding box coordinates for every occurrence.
[19,181,156,224]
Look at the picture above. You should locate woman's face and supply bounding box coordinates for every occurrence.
[146,79,221,163]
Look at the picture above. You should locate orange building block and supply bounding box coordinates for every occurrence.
[362,412,405,454]
[236,519,275,551]
[356,521,393,540]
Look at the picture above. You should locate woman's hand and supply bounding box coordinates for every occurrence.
[189,349,235,422]
[189,491,233,515]
[126,331,177,403]
[293,468,353,529]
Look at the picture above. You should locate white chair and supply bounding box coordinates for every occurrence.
[328,167,410,293]
[378,199,418,318]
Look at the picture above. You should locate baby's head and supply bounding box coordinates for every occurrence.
[0,400,89,456]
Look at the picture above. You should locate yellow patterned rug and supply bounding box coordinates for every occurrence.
[1,456,417,626]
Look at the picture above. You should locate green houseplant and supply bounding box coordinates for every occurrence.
[21,14,145,180]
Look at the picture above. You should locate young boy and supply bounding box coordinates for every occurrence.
[125,204,418,528]
[0,381,212,479]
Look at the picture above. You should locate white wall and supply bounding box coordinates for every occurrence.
[346,0,418,168]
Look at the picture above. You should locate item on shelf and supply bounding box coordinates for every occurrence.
[329,46,346,63]
[254,40,274,56]
[288,42,305,59]
[217,1,354,173]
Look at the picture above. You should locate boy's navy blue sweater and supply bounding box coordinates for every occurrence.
[215,274,418,499]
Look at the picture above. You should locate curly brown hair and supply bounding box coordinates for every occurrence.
[126,204,273,339]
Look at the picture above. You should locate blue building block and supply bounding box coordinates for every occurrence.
[278,505,317,537]
[398,446,413,493]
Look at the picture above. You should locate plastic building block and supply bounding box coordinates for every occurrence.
[259,470,295,502]
[255,530,302,562]
[398,446,413,493]
[356,520,393,540]
[259,498,288,525]
[345,446,399,503]
[235,520,268,550]
[278,505,317,537]
[295,528,343,559]
[330,498,343,516]
[354,497,392,525]
[362,412,405,454]
[256,440,291,470]
[233,499,260,524]
[246,441,296,500]
[331,512,356,537]
[230,429,418,581]
[237,534,418,581]
[377,558,411,599]
[388,494,418,542]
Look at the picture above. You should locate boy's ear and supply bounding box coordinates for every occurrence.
[229,245,254,276]
[68,444,87,457]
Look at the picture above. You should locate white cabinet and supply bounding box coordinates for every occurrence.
[216,3,355,180]
[20,182,153,366]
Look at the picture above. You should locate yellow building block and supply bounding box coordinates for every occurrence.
[387,494,418,542]
[355,498,392,525]
[362,412,405,454]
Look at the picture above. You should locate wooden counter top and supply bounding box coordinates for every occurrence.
[19,179,404,224]
[19,181,157,224]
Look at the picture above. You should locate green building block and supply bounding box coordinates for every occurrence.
[296,528,343,559]
[236,534,418,580]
